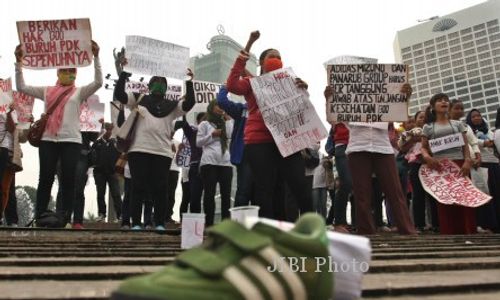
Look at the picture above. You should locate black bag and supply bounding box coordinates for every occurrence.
[33,211,67,228]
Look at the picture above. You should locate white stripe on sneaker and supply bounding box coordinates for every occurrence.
[259,247,307,300]
[240,257,287,300]
[223,266,265,300]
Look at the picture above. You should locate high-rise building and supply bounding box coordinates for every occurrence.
[190,28,258,84]
[394,0,500,126]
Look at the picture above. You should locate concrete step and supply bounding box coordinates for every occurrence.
[362,269,500,297]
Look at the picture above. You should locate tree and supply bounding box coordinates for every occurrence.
[15,186,34,226]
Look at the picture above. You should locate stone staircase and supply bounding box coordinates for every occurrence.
[0,228,499,299]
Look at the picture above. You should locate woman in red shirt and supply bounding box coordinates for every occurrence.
[226,31,312,220]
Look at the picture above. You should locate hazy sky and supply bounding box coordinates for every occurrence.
[0,0,486,219]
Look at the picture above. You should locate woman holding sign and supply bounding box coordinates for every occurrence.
[227,31,313,219]
[323,85,417,235]
[14,42,102,225]
[421,93,475,234]
[113,61,195,230]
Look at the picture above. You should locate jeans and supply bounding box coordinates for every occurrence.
[245,143,312,219]
[128,152,171,227]
[312,188,328,218]
[200,165,233,226]
[165,170,179,221]
[121,178,153,226]
[334,145,353,225]
[179,180,191,218]
[409,163,437,228]
[234,152,254,207]
[188,163,203,213]
[94,170,123,219]
[4,177,18,225]
[37,142,81,222]
[73,154,89,223]
[0,147,10,215]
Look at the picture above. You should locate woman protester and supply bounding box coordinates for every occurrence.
[323,84,417,235]
[196,100,234,226]
[466,109,499,233]
[421,93,475,234]
[399,110,439,231]
[15,42,102,225]
[114,59,194,230]
[226,30,313,220]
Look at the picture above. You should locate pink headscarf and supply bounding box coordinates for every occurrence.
[45,79,77,136]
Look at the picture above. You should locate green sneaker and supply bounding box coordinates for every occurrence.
[111,213,333,300]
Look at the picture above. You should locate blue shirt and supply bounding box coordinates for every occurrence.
[217,86,247,165]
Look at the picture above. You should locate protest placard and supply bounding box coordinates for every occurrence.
[80,95,104,132]
[13,91,35,129]
[250,68,328,157]
[429,133,464,154]
[419,158,491,207]
[192,79,222,113]
[0,78,13,115]
[327,64,409,122]
[124,35,189,79]
[175,135,191,168]
[125,81,149,94]
[125,81,182,101]
[17,18,92,69]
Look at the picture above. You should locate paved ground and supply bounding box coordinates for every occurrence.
[0,228,499,299]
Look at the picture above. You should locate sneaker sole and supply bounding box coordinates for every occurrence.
[111,292,165,300]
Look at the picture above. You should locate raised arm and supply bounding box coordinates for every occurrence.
[79,41,104,101]
[217,86,245,120]
[181,80,195,112]
[227,31,259,96]
[14,45,45,100]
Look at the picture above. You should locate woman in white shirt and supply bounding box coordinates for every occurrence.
[197,100,234,226]
[114,65,194,230]
[324,85,416,235]
[14,42,102,224]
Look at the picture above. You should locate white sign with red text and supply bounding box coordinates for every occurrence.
[250,67,328,157]
[419,158,491,207]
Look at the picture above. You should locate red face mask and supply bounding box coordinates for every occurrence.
[263,58,283,73]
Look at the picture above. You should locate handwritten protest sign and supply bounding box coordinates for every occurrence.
[250,67,328,157]
[17,18,92,69]
[429,133,464,153]
[175,135,191,167]
[80,95,104,132]
[419,158,491,207]
[13,91,35,129]
[192,80,222,112]
[125,81,182,101]
[0,78,13,115]
[125,81,149,94]
[327,64,409,122]
[124,35,189,80]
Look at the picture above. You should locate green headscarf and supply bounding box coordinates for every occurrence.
[206,100,228,154]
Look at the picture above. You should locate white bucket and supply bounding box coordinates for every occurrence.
[181,213,205,249]
[229,206,260,223]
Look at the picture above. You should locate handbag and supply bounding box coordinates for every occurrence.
[116,94,145,153]
[27,88,74,147]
